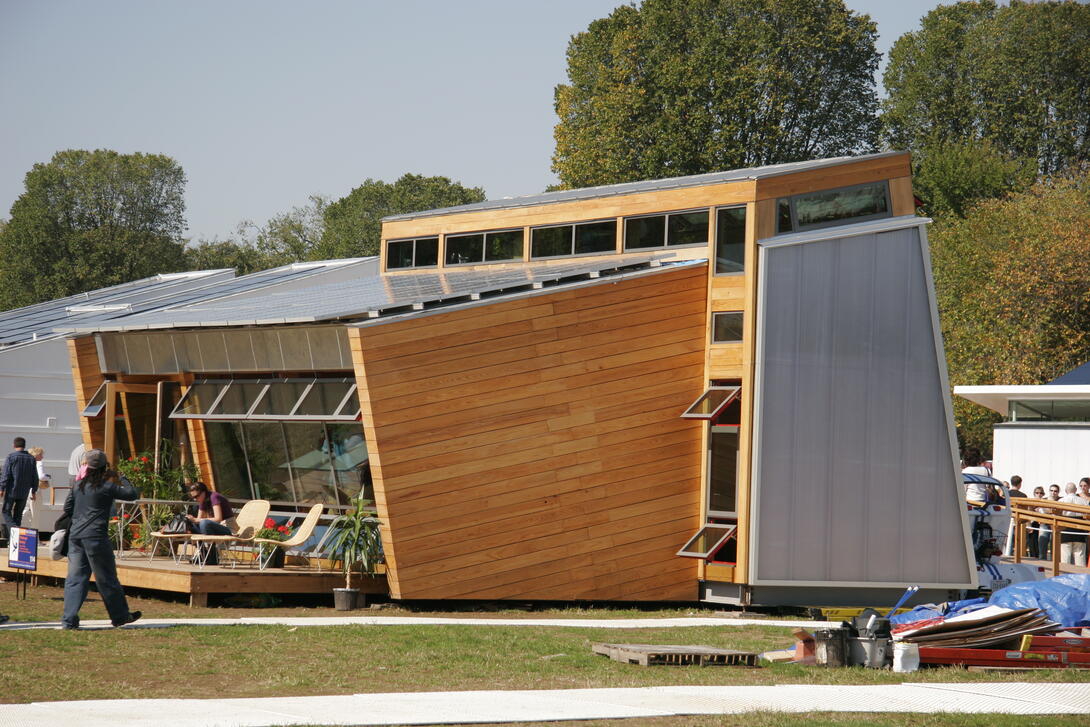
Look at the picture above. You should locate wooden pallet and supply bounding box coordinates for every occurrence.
[593,643,759,667]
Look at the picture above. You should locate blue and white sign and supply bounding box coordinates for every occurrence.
[8,527,37,571]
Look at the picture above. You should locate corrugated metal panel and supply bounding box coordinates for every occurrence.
[383,151,907,222]
[751,220,972,587]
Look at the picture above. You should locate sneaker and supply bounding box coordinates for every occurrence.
[62,623,79,630]
[0,614,9,625]
[113,610,141,628]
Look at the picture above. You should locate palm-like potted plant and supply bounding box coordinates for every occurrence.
[326,490,382,610]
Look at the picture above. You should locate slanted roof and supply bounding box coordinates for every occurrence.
[1048,361,1090,385]
[57,253,701,332]
[0,270,235,349]
[382,151,907,223]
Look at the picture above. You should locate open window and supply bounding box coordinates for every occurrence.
[677,524,737,561]
[680,385,741,420]
[170,378,360,422]
[80,382,109,417]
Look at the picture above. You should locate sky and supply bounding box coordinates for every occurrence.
[1,0,943,244]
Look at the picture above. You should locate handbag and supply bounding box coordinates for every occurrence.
[49,529,67,560]
[162,512,193,534]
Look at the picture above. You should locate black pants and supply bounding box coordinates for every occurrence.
[1,495,27,528]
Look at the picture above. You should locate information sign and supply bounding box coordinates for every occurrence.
[8,527,37,571]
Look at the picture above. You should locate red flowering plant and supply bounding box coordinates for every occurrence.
[256,517,294,560]
[114,447,200,548]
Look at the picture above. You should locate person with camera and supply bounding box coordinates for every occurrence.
[60,449,141,630]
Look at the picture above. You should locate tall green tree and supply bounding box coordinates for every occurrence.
[315,174,485,259]
[0,149,188,310]
[552,0,881,188]
[931,171,1090,452]
[884,0,1090,178]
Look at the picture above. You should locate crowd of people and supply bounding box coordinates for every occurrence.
[961,448,1090,567]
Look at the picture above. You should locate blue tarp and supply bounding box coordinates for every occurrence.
[989,573,1090,628]
[890,597,988,626]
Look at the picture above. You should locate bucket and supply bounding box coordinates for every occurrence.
[813,628,849,667]
[848,636,892,668]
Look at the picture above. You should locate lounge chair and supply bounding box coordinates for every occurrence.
[147,528,195,564]
[253,503,324,570]
[189,499,271,568]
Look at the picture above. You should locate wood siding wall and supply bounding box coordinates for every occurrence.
[68,336,104,450]
[349,264,709,601]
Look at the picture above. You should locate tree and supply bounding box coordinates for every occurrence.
[883,1,1090,177]
[315,174,485,259]
[551,0,881,188]
[930,170,1090,452]
[183,238,271,276]
[0,149,187,310]
[912,138,1035,218]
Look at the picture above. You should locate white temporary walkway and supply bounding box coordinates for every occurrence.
[1,683,1087,726]
[0,614,837,630]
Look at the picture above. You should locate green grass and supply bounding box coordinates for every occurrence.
[2,621,1087,704]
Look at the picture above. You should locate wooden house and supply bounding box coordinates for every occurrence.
[60,151,976,606]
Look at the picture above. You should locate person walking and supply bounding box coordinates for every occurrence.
[60,449,141,630]
[1,437,40,536]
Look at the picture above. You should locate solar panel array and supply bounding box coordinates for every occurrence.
[1,258,376,348]
[383,151,904,222]
[58,254,704,333]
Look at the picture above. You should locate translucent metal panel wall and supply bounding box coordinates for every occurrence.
[752,222,972,587]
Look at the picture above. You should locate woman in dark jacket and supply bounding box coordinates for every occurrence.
[60,449,141,629]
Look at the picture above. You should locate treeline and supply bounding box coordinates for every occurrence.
[2,1,1087,451]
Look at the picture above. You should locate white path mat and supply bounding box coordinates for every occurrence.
[0,683,1086,727]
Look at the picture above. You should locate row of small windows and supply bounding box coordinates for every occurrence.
[386,206,748,272]
[385,180,891,270]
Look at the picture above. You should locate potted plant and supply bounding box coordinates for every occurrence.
[255,518,293,568]
[326,491,382,610]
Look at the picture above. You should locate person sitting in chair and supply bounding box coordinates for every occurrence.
[186,482,233,535]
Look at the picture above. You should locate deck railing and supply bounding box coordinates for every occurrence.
[1007,497,1090,577]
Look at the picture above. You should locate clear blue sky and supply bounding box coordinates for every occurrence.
[1,1,940,243]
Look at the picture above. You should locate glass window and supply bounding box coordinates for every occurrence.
[204,422,252,499]
[485,229,523,261]
[81,382,109,417]
[708,429,739,516]
[574,220,616,254]
[414,237,439,266]
[777,181,891,234]
[295,379,356,418]
[625,215,666,249]
[676,524,737,559]
[284,422,338,505]
[242,422,295,502]
[681,386,741,420]
[445,233,484,265]
[386,237,438,269]
[531,225,573,258]
[712,312,744,343]
[249,380,311,417]
[386,240,414,269]
[172,381,228,417]
[715,207,746,274]
[327,423,370,503]
[667,211,708,246]
[1009,399,1090,422]
[208,381,268,417]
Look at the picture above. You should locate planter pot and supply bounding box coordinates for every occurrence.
[258,547,286,569]
[333,588,361,611]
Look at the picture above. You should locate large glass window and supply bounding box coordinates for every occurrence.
[1009,399,1090,422]
[174,381,227,417]
[532,220,616,258]
[386,236,439,269]
[776,181,891,234]
[708,428,739,517]
[284,422,333,504]
[208,381,267,417]
[715,207,746,274]
[242,422,295,502]
[625,210,708,250]
[204,422,251,499]
[445,229,523,265]
[327,422,370,503]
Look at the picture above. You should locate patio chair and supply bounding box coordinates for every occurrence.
[147,528,195,565]
[189,499,271,568]
[253,503,324,571]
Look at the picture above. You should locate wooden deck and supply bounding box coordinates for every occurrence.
[1,547,388,607]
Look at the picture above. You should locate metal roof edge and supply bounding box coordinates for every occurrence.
[757,214,930,249]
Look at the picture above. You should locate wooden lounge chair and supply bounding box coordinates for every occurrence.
[253,503,324,570]
[189,499,271,568]
[147,527,195,564]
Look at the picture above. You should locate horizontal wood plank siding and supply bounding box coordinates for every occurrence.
[68,336,104,451]
[352,265,708,600]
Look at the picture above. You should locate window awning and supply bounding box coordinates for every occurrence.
[170,378,360,421]
[680,386,740,420]
[676,524,737,559]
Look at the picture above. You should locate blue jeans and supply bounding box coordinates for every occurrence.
[1038,529,1052,560]
[197,520,231,535]
[62,535,133,628]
